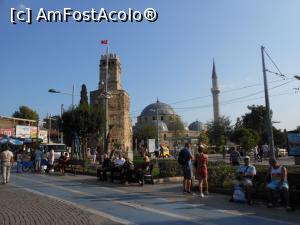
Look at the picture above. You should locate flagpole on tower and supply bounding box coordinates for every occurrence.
[101,39,110,154]
[105,42,109,154]
[101,40,110,153]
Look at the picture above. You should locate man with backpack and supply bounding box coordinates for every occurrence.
[178,143,194,194]
[230,156,256,205]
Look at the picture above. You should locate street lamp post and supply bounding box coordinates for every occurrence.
[261,46,276,159]
[48,85,76,156]
[48,85,75,109]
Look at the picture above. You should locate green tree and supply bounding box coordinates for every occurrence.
[273,128,287,148]
[80,84,88,106]
[198,131,209,146]
[134,125,156,142]
[230,128,259,155]
[61,86,104,159]
[206,116,232,147]
[242,105,270,144]
[13,105,39,121]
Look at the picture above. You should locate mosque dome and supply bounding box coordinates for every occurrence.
[135,120,169,132]
[141,100,175,117]
[188,120,204,131]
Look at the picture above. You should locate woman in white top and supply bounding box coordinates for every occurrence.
[266,158,290,210]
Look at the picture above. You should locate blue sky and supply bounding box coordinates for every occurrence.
[1,0,300,130]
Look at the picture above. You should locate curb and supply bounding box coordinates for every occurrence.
[153,176,183,184]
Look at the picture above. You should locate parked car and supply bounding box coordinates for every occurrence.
[277,148,288,157]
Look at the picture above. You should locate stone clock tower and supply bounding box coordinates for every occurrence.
[90,53,133,159]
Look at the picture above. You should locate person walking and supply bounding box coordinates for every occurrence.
[196,144,208,197]
[34,147,43,173]
[181,143,194,194]
[1,145,14,184]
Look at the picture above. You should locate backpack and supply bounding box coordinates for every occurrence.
[178,149,185,165]
[233,186,246,203]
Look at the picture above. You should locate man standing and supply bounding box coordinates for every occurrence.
[1,145,14,184]
[181,143,194,194]
[34,147,43,172]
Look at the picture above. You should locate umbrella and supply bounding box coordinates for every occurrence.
[0,137,23,145]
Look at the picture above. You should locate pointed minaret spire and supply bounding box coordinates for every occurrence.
[211,59,220,123]
[212,59,217,78]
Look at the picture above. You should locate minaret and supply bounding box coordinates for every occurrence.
[211,60,220,123]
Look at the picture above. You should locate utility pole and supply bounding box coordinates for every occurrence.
[261,45,275,159]
[48,114,52,144]
[72,85,75,110]
[156,102,160,149]
[61,104,64,144]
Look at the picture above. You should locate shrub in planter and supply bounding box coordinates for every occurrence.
[157,159,182,178]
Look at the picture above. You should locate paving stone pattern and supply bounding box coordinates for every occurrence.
[0,185,119,225]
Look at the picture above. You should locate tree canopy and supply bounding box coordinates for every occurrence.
[12,105,39,121]
[230,128,259,154]
[206,115,232,146]
[80,84,88,107]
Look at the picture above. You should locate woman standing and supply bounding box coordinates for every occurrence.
[196,144,208,197]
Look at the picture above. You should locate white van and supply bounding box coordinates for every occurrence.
[42,143,66,160]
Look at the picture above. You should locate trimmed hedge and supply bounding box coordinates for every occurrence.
[141,159,300,190]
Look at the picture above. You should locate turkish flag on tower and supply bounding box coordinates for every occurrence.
[101,40,108,45]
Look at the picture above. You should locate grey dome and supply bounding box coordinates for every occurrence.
[135,120,169,132]
[141,100,175,117]
[188,121,204,131]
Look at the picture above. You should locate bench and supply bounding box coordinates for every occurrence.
[100,163,154,186]
[67,159,85,175]
[288,174,300,210]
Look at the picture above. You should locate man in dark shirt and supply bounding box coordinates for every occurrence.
[181,143,194,194]
[97,154,110,181]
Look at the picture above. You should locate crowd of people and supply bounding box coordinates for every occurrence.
[97,153,151,186]
[0,144,70,181]
[0,142,293,211]
[178,142,292,210]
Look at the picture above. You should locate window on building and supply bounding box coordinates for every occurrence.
[163,134,167,140]
[145,117,148,121]
[161,116,164,121]
[152,116,156,120]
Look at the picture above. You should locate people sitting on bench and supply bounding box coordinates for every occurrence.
[266,158,291,210]
[110,154,125,183]
[59,152,69,174]
[123,158,135,184]
[230,156,256,205]
[97,154,110,181]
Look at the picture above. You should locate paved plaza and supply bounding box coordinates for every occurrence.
[0,185,120,225]
[0,171,299,225]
